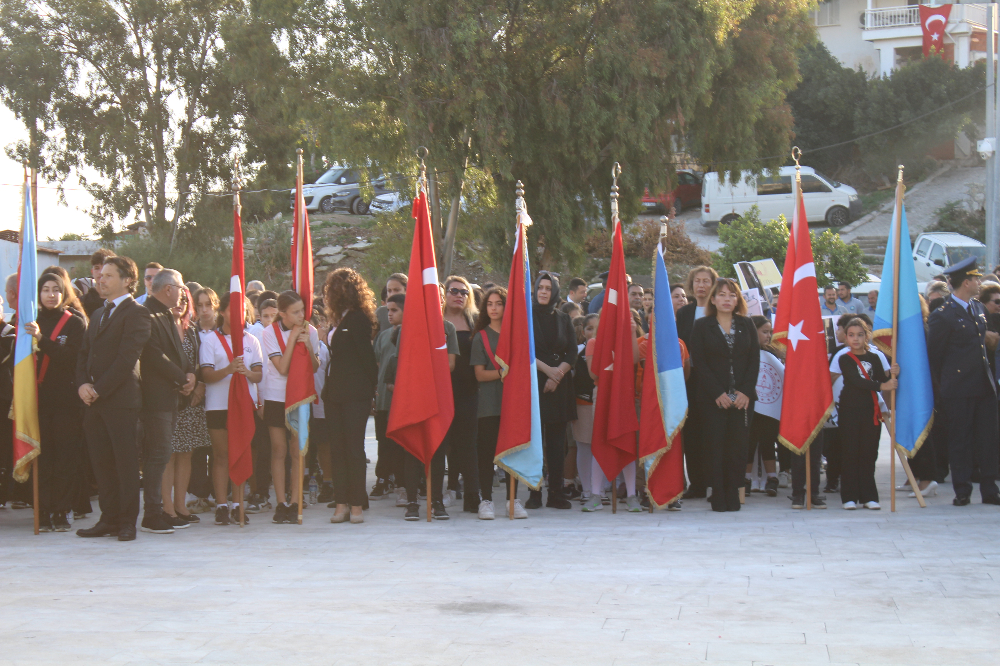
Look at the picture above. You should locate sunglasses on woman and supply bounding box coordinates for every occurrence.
[448,287,469,297]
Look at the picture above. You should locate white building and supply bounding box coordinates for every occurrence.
[815,1,993,77]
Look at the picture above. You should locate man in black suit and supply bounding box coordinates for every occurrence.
[138,269,196,534]
[76,256,151,541]
[927,257,1000,506]
[675,265,718,499]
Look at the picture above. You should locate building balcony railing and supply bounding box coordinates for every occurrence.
[863,4,987,31]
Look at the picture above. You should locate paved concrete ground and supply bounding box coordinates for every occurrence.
[2,420,1000,665]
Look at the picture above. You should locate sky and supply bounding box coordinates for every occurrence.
[0,106,97,241]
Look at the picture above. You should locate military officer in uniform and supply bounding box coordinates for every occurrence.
[927,257,1000,506]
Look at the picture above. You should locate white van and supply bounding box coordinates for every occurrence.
[700,166,861,227]
[911,232,986,282]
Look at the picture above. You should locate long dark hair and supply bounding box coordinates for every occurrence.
[38,269,89,325]
[474,286,507,332]
[323,268,377,337]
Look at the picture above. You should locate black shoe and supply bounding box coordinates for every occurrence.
[228,506,250,524]
[545,496,573,509]
[164,514,191,529]
[285,503,299,523]
[682,488,706,500]
[272,504,286,523]
[141,512,176,534]
[790,494,805,509]
[640,494,651,508]
[983,495,1000,505]
[404,503,420,521]
[525,491,542,509]
[811,496,827,509]
[118,525,137,541]
[77,521,119,538]
[765,477,779,497]
[744,478,752,494]
[38,513,54,532]
[954,496,971,506]
[215,506,231,526]
[52,512,71,532]
[369,479,390,500]
[432,501,449,520]
[317,483,335,504]
[564,485,582,500]
[176,512,200,524]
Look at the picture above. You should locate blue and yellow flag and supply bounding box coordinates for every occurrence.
[873,199,934,456]
[12,179,40,482]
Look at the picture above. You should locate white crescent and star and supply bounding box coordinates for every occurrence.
[787,320,809,351]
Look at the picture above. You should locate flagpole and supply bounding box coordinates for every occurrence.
[296,149,306,526]
[791,152,813,511]
[889,166,904,513]
[21,160,40,536]
[234,158,246,528]
[610,163,621,516]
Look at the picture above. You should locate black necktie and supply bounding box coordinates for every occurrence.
[100,301,115,329]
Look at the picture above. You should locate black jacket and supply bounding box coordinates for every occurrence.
[36,307,87,408]
[76,296,151,409]
[927,295,996,398]
[689,314,760,404]
[675,302,698,349]
[141,295,192,412]
[323,309,378,404]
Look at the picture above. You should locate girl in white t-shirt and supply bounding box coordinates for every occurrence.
[260,291,321,524]
[200,293,263,525]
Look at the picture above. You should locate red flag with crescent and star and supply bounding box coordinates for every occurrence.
[771,175,833,454]
[920,4,952,58]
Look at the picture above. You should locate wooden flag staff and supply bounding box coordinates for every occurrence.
[296,149,306,526]
[791,150,813,512]
[414,147,434,524]
[23,159,40,535]
[234,157,247,528]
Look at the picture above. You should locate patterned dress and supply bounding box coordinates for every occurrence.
[171,327,211,453]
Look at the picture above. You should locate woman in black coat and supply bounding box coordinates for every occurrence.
[529,272,577,510]
[322,268,379,524]
[25,271,88,531]
[689,278,759,512]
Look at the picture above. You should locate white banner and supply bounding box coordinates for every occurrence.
[754,350,784,420]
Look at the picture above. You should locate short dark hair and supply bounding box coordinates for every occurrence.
[103,256,139,294]
[277,290,303,312]
[568,277,587,291]
[258,289,279,303]
[91,248,115,266]
[670,283,685,293]
[258,298,277,312]
[838,281,852,289]
[823,285,837,293]
[145,262,163,271]
[387,293,405,307]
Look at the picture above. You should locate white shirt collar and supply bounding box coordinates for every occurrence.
[107,293,131,309]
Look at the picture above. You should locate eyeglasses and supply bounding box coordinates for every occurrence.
[448,288,469,297]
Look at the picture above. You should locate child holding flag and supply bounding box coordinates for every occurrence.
[261,291,320,524]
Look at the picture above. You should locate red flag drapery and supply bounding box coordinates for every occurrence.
[386,190,453,464]
[590,217,639,480]
[772,175,833,453]
[226,195,255,485]
[919,4,952,58]
[286,153,316,421]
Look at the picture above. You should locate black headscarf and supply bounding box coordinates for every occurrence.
[532,272,560,315]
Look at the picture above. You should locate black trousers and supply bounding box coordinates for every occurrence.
[838,414,880,504]
[38,403,83,515]
[251,411,271,496]
[326,400,370,507]
[909,424,938,482]
[747,414,778,464]
[824,427,841,488]
[446,406,479,511]
[529,422,568,501]
[702,403,753,511]
[792,432,823,499]
[477,416,500,502]
[405,439,448,503]
[939,395,1000,500]
[189,446,213,500]
[932,407,950,483]
[84,406,141,527]
[374,410,405,483]
[682,407,708,494]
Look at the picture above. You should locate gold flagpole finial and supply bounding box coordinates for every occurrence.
[416,146,429,194]
[897,164,904,184]
[610,162,622,222]
[515,180,532,227]
[233,155,243,212]
[791,146,802,186]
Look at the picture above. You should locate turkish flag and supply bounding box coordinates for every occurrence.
[772,179,833,453]
[227,200,255,486]
[920,4,952,58]
[590,217,639,480]
[386,191,454,464]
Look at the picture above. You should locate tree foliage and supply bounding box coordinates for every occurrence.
[715,205,867,286]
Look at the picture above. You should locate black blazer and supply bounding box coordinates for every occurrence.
[675,302,698,349]
[76,296,151,409]
[140,296,192,412]
[927,295,996,398]
[323,309,378,404]
[689,314,760,404]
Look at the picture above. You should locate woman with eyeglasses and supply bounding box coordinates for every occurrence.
[530,272,577,510]
[24,272,88,532]
[442,275,481,512]
[689,278,760,512]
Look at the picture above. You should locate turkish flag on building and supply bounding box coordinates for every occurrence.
[772,177,833,454]
[920,4,952,58]
[386,190,454,464]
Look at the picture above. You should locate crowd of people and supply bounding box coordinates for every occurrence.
[0,247,997,541]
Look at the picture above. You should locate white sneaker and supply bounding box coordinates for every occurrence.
[505,499,528,519]
[909,480,938,498]
[625,495,643,513]
[395,487,408,507]
[581,494,603,512]
[842,501,857,510]
[442,490,456,507]
[478,500,495,520]
[778,471,790,488]
[864,501,881,510]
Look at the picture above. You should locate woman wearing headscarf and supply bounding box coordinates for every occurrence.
[25,271,88,531]
[529,272,577,509]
